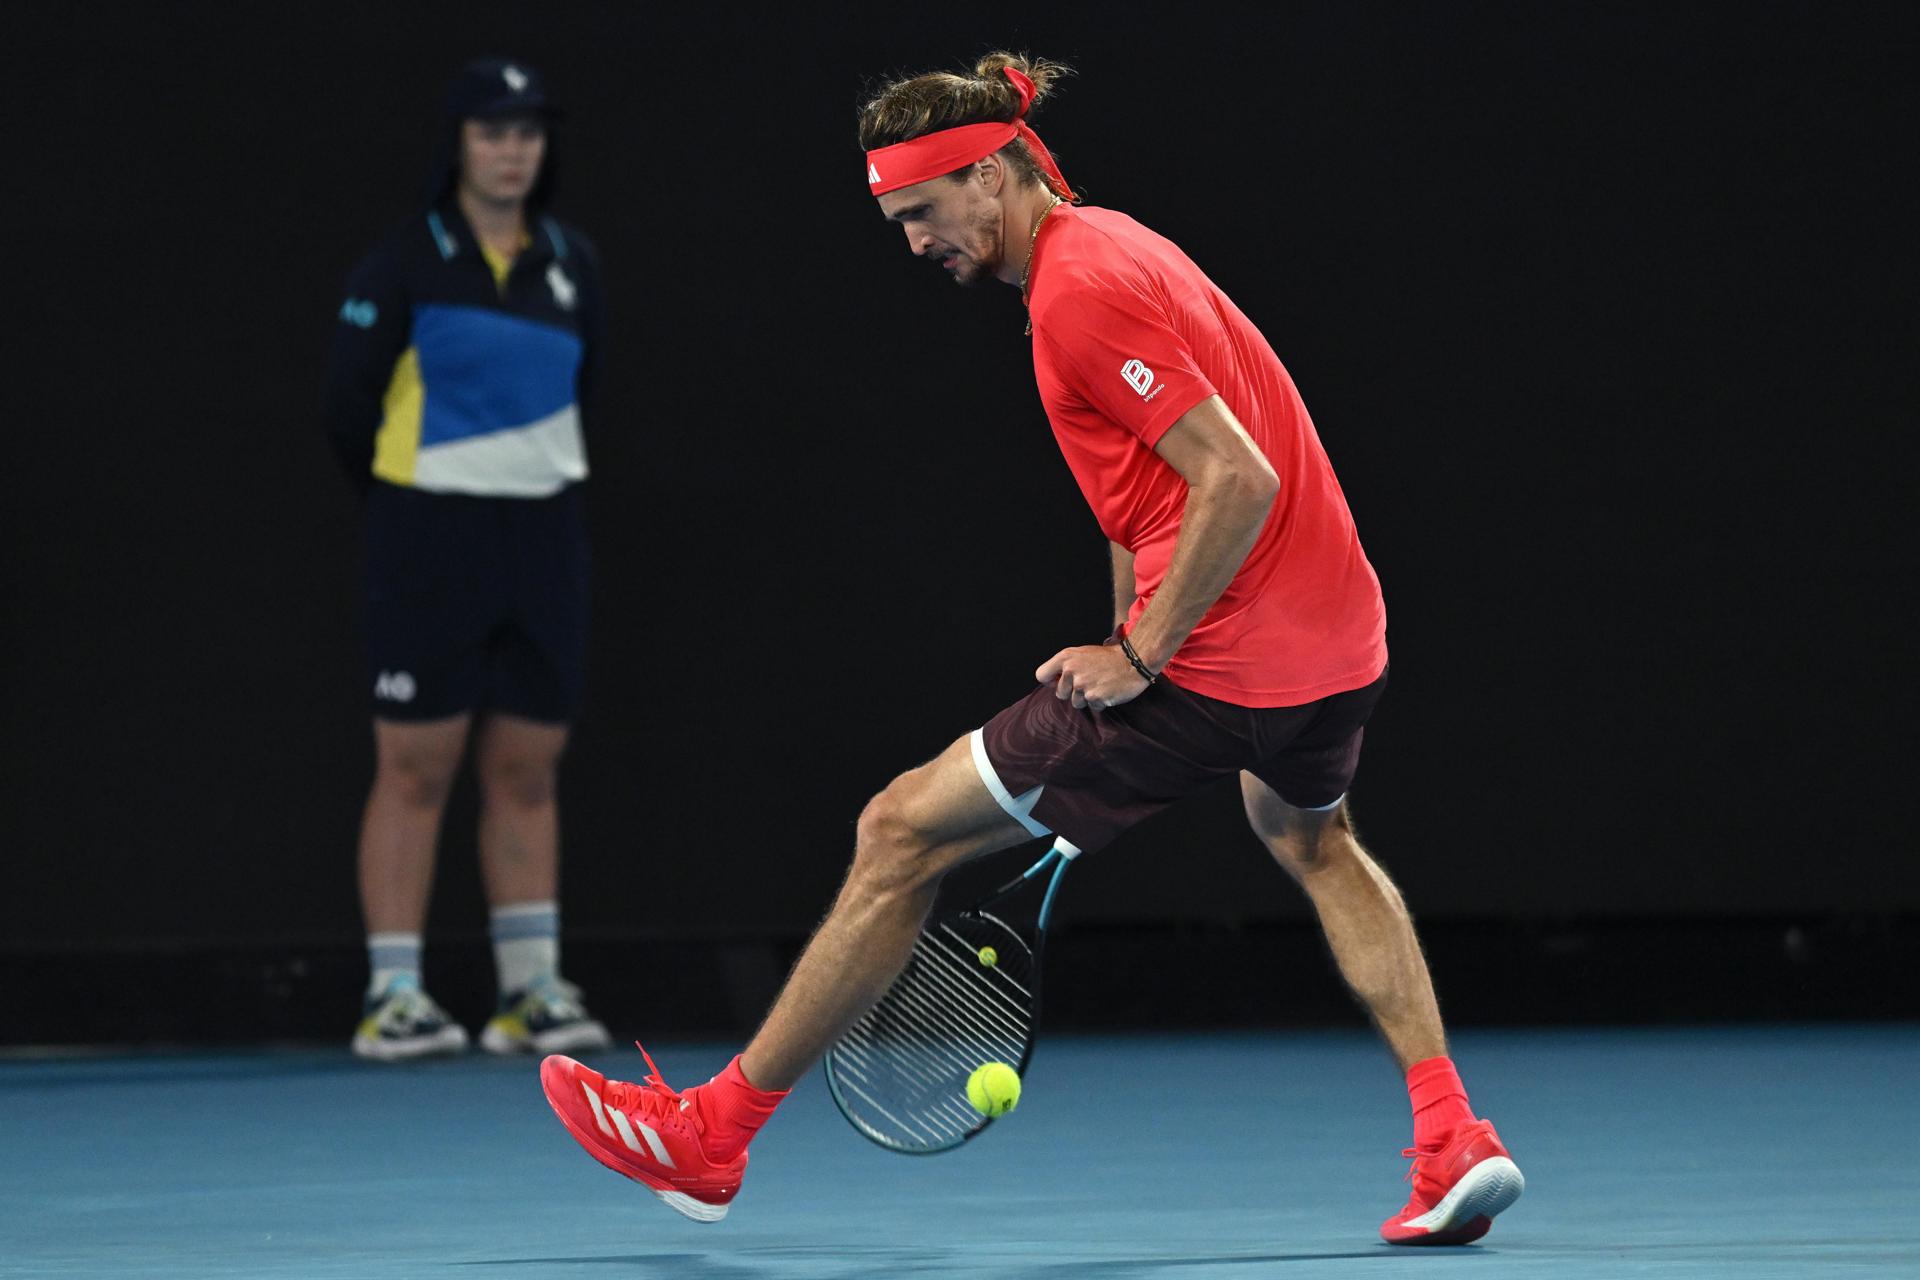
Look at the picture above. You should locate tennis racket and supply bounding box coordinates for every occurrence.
[823,835,1080,1154]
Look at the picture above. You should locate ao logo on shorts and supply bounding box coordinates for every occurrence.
[1120,359,1156,397]
[374,671,417,703]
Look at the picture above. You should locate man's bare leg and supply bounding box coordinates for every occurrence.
[740,734,1033,1091]
[1243,775,1524,1239]
[1240,774,1446,1070]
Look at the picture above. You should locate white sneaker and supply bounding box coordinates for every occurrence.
[482,976,613,1055]
[351,979,470,1062]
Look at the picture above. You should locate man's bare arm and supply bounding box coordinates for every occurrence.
[1109,542,1135,631]
[1037,395,1276,709]
[1124,395,1278,672]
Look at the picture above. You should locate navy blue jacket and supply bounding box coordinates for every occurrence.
[325,201,605,497]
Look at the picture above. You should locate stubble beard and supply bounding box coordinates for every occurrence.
[951,210,1004,287]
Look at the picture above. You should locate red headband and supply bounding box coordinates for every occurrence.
[864,67,1076,199]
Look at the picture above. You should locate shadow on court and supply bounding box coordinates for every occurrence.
[452,1250,1391,1275]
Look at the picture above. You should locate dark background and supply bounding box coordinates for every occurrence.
[6,2,1915,1040]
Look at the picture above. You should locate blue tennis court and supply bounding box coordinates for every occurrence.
[5,1025,1915,1278]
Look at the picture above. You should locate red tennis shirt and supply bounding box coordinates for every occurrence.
[1027,204,1387,708]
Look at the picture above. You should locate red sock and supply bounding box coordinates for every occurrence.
[1406,1056,1474,1150]
[694,1055,790,1163]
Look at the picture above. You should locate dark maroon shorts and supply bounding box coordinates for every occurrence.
[973,665,1388,854]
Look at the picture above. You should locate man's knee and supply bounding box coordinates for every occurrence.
[845,732,1027,903]
[851,781,946,896]
[1273,820,1356,875]
[1244,781,1356,875]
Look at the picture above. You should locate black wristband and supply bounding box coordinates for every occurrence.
[1118,633,1158,684]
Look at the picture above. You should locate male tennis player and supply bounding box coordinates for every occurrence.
[541,53,1523,1245]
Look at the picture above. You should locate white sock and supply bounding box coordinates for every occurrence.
[367,932,422,996]
[491,901,559,997]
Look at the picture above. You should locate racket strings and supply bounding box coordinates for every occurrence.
[847,931,1028,1081]
[828,917,1037,1151]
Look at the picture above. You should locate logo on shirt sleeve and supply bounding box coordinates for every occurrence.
[546,263,577,311]
[339,298,378,328]
[1120,358,1162,400]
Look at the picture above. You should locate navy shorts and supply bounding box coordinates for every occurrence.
[360,481,589,723]
[973,664,1388,854]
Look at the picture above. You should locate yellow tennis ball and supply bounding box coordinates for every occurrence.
[977,946,999,967]
[966,1062,1022,1117]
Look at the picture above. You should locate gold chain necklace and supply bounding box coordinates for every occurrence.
[1021,196,1064,335]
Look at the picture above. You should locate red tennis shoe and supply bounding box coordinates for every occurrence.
[540,1044,745,1222]
[1379,1118,1524,1245]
